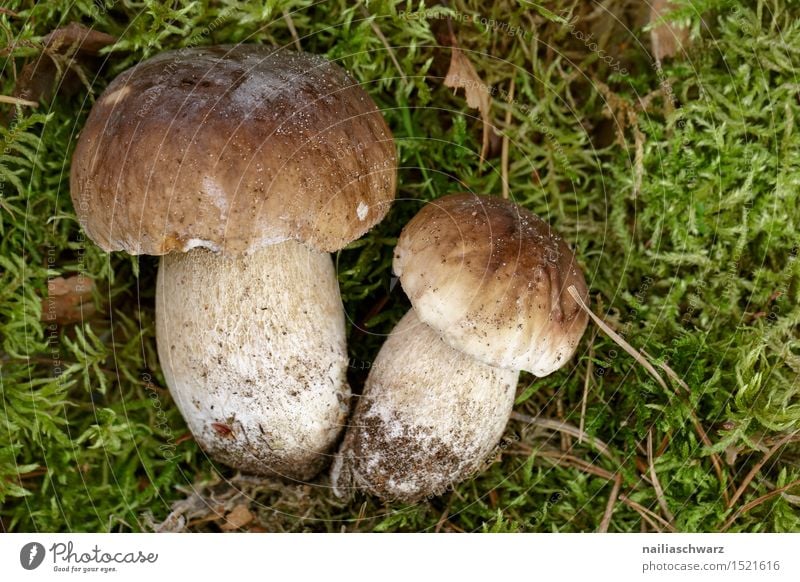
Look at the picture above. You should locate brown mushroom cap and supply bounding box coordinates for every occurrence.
[70,45,397,255]
[393,193,589,376]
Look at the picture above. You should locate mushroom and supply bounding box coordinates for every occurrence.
[332,193,588,502]
[70,45,397,479]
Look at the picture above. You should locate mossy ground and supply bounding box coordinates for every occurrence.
[1,0,799,532]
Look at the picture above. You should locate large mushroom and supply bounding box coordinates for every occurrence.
[70,45,397,479]
[332,193,588,502]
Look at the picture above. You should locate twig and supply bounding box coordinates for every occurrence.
[567,285,667,390]
[0,94,38,107]
[282,9,302,51]
[434,497,453,533]
[579,330,597,443]
[720,478,800,532]
[500,78,514,200]
[599,472,622,532]
[17,468,48,479]
[360,5,407,81]
[727,431,797,509]
[510,412,615,460]
[647,429,676,525]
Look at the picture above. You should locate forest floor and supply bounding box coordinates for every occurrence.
[1,0,798,532]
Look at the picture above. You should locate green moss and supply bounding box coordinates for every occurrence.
[1,0,798,532]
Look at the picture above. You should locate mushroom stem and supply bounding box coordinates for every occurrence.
[332,309,518,503]
[156,240,350,480]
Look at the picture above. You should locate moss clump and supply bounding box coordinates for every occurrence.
[1,0,798,532]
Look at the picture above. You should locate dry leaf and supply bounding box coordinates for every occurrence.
[650,0,690,62]
[13,23,117,105]
[41,275,96,325]
[42,22,117,55]
[12,59,54,104]
[220,504,254,531]
[444,44,492,160]
[725,445,742,467]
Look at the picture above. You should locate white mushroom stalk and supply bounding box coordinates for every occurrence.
[69,45,397,479]
[157,242,348,478]
[333,194,589,502]
[332,309,518,500]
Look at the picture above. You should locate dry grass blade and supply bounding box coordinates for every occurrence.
[633,125,645,199]
[599,472,622,533]
[353,500,368,530]
[763,480,800,506]
[727,431,798,509]
[556,396,570,451]
[642,343,730,503]
[643,348,690,392]
[282,9,302,51]
[567,285,667,390]
[690,414,731,505]
[510,412,615,461]
[527,448,616,480]
[0,94,38,107]
[501,78,514,199]
[620,497,663,532]
[515,439,675,534]
[360,6,406,82]
[647,429,676,525]
[720,478,800,532]
[579,330,597,444]
[619,494,677,532]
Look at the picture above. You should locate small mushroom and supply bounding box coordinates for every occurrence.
[70,45,397,479]
[332,193,588,502]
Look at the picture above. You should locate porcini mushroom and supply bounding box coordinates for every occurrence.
[70,45,397,479]
[332,193,588,502]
